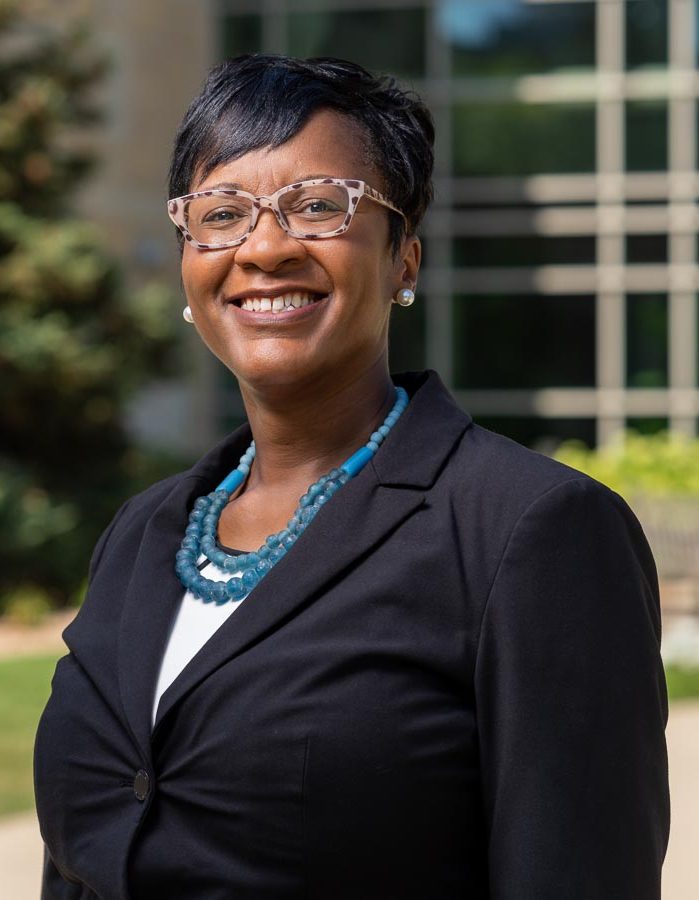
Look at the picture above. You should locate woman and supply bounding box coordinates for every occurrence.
[34,55,670,899]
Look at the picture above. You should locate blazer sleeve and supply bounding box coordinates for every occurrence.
[474,476,670,900]
[36,498,132,900]
[41,846,97,900]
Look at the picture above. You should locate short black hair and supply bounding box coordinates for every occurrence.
[167,54,435,255]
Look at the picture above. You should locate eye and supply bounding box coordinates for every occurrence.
[288,198,344,219]
[202,205,247,223]
[305,198,341,214]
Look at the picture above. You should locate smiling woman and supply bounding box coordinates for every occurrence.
[34,55,670,900]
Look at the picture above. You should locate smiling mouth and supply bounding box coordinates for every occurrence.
[233,291,326,314]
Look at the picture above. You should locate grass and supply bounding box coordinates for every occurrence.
[0,654,698,818]
[0,653,59,817]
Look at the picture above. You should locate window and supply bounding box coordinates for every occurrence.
[626,102,668,171]
[453,293,596,389]
[626,294,668,388]
[453,103,596,176]
[626,417,669,434]
[288,8,426,79]
[440,0,595,77]
[626,234,668,264]
[454,235,595,268]
[221,14,263,57]
[626,0,668,70]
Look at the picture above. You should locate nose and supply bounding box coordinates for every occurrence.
[233,207,307,271]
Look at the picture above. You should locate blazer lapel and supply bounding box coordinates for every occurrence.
[118,370,472,753]
[117,474,207,760]
[151,467,426,735]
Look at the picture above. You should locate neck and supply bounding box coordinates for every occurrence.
[238,359,395,490]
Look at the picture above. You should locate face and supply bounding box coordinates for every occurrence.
[180,109,420,395]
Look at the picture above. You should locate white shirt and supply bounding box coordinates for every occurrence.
[152,556,249,727]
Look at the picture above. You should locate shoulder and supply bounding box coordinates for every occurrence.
[452,419,601,504]
[411,369,616,521]
[86,470,194,580]
[401,371,655,588]
[452,422,657,603]
[111,470,192,521]
[95,421,254,547]
[453,420,648,550]
[395,368,634,535]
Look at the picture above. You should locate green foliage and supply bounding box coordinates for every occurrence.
[664,664,699,703]
[0,653,58,816]
[553,430,699,501]
[0,1,177,607]
[3,584,52,625]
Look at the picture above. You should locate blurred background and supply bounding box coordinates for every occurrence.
[0,0,698,896]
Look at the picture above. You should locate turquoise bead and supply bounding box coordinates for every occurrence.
[242,569,259,591]
[226,578,247,601]
[178,385,410,603]
[212,550,228,568]
[210,582,228,603]
[299,507,314,525]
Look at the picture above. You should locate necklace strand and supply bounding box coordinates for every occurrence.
[175,386,409,604]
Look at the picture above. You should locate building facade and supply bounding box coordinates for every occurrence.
[80,0,699,453]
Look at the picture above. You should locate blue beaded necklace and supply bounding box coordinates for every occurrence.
[175,386,409,605]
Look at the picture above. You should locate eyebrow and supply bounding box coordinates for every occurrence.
[198,174,338,192]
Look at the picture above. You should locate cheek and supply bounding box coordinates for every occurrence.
[328,233,393,302]
[181,250,229,304]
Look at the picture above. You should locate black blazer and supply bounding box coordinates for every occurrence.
[34,370,670,900]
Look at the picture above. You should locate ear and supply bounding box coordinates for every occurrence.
[393,234,421,294]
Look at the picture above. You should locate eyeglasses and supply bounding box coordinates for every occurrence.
[167,178,407,250]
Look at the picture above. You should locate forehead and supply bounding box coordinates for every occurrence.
[193,109,380,194]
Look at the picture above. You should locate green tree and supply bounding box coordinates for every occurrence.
[0,0,175,609]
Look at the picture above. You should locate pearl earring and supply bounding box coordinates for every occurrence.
[182,306,194,323]
[393,288,415,307]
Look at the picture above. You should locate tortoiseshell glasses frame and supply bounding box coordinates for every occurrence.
[166,177,407,251]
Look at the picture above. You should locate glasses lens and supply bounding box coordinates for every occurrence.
[279,184,350,235]
[184,193,253,245]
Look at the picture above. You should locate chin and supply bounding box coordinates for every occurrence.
[229,356,328,394]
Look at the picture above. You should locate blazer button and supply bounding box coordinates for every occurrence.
[133,769,150,802]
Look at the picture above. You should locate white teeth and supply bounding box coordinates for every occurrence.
[237,292,321,313]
